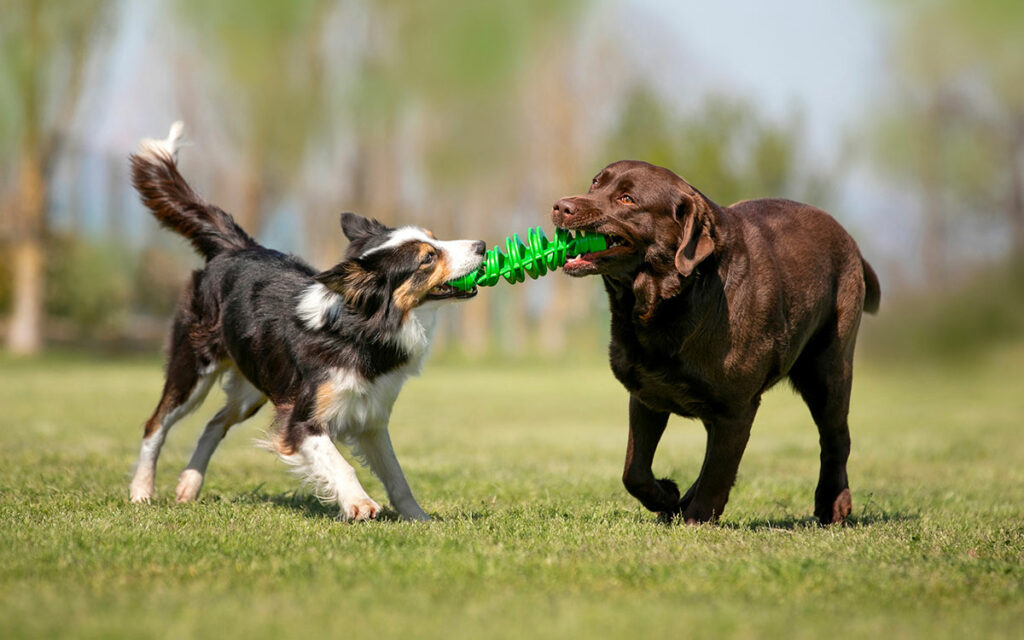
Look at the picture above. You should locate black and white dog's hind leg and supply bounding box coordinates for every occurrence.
[175,368,267,502]
[129,317,227,503]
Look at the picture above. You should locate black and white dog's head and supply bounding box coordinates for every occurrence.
[299,213,485,334]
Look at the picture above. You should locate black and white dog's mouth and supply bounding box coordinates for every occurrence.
[427,281,478,300]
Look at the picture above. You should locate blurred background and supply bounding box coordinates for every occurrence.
[1,0,1022,362]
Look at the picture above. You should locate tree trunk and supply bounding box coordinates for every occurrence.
[1008,117,1024,259]
[919,103,946,286]
[6,153,47,354]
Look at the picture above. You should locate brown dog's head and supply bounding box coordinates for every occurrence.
[551,160,722,318]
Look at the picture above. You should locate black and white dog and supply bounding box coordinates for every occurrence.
[128,122,485,521]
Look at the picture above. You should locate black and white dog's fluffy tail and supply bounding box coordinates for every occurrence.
[130,122,255,260]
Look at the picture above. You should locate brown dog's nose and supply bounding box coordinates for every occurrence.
[553,198,576,219]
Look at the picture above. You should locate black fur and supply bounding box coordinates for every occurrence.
[128,131,484,520]
[130,154,255,260]
[129,150,439,422]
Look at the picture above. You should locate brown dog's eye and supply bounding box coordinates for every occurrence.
[590,178,599,191]
[619,194,635,204]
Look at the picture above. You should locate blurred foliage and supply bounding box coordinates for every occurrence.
[0,248,11,314]
[132,247,191,318]
[174,0,329,196]
[863,260,1024,362]
[44,234,135,333]
[897,0,1024,109]
[870,0,1024,271]
[2,0,1021,359]
[357,0,583,185]
[605,88,832,206]
[0,0,110,155]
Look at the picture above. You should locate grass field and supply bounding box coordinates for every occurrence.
[1,346,1021,639]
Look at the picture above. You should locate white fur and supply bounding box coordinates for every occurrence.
[175,369,266,502]
[137,120,185,164]
[362,226,483,281]
[280,434,381,521]
[395,308,438,371]
[317,311,435,442]
[296,282,342,330]
[435,238,486,280]
[283,308,438,519]
[360,226,434,258]
[129,360,226,503]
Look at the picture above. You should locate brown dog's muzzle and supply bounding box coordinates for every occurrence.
[552,196,603,230]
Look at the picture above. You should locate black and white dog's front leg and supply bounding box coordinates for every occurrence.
[280,420,381,522]
[358,426,429,521]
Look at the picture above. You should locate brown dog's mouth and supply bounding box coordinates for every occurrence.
[427,282,478,300]
[563,232,635,276]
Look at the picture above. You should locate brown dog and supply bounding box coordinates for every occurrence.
[552,160,879,525]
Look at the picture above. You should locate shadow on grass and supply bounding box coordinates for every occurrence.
[230,485,408,522]
[716,509,919,531]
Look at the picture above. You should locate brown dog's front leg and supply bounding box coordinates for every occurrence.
[622,396,680,515]
[680,412,755,523]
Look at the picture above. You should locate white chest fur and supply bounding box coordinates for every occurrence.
[318,309,438,442]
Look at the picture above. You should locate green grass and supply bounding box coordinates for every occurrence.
[1,347,1021,639]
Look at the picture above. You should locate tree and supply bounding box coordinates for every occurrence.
[0,0,109,354]
[870,0,1024,278]
[604,88,829,208]
[345,0,586,355]
[174,0,332,236]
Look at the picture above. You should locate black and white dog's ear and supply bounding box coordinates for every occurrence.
[340,212,390,243]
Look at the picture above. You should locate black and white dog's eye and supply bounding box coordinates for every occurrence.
[421,252,436,266]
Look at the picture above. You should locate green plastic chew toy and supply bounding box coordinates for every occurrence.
[447,227,608,291]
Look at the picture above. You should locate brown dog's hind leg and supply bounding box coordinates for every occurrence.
[622,396,681,516]
[790,336,856,526]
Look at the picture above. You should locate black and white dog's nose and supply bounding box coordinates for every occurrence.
[473,241,487,255]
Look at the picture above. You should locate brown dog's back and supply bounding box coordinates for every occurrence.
[728,198,879,321]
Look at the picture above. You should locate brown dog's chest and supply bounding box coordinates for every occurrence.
[609,338,716,418]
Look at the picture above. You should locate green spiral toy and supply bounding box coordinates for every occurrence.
[447,227,608,291]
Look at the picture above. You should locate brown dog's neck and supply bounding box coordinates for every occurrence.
[603,259,712,325]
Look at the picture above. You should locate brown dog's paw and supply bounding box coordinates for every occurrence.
[680,502,720,525]
[654,478,683,523]
[817,488,852,526]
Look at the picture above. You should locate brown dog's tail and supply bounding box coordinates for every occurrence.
[130,122,255,261]
[862,258,880,314]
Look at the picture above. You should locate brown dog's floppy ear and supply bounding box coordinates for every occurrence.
[673,194,714,277]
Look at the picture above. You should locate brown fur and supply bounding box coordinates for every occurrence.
[552,160,879,525]
[314,381,337,423]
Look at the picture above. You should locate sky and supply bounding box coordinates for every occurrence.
[624,0,888,160]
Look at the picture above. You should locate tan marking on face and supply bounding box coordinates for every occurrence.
[423,229,436,239]
[392,244,452,312]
